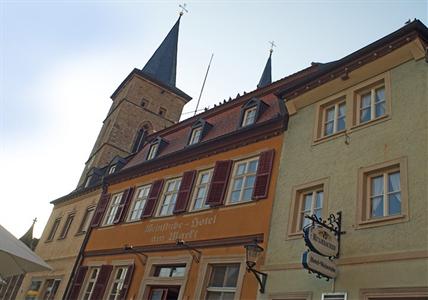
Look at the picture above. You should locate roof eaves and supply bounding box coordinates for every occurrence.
[275,19,428,98]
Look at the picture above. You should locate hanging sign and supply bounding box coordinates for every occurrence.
[303,225,339,257]
[302,251,337,279]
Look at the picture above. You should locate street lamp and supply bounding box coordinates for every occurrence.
[244,241,268,293]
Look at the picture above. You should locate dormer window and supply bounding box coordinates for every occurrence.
[108,165,116,174]
[238,97,269,128]
[84,175,92,188]
[147,143,159,160]
[187,118,212,146]
[242,106,257,127]
[145,137,168,161]
[82,167,103,189]
[189,127,202,145]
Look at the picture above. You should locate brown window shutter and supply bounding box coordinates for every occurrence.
[141,179,164,218]
[174,170,196,214]
[90,265,113,300]
[91,193,111,228]
[252,149,275,200]
[68,266,88,300]
[113,187,136,224]
[206,160,233,206]
[118,264,135,300]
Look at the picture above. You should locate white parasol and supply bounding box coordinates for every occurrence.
[0,224,51,278]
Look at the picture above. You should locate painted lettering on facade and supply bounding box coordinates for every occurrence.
[146,215,217,243]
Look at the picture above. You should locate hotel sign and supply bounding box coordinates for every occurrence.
[303,226,339,257]
[301,211,344,281]
[302,251,337,279]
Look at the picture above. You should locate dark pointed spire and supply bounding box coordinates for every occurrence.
[142,16,181,87]
[257,50,272,89]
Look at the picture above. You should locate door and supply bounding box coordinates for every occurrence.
[148,286,180,300]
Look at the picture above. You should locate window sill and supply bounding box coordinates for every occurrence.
[286,231,304,240]
[355,214,407,229]
[350,114,390,133]
[313,130,346,146]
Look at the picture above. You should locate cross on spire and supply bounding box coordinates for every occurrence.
[33,218,37,225]
[269,41,277,53]
[179,3,188,16]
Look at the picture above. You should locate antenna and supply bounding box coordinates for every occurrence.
[194,53,214,116]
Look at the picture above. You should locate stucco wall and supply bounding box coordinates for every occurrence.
[83,135,284,300]
[263,58,427,299]
[16,190,101,300]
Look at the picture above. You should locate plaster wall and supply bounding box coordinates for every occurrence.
[83,135,284,300]
[263,57,428,298]
[16,190,101,300]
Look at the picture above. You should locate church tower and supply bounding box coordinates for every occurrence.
[77,15,191,187]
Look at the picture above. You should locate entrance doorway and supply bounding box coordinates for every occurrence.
[148,286,180,300]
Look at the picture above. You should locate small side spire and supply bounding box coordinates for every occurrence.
[257,41,275,89]
[20,218,37,249]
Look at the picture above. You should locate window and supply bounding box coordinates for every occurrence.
[159,107,167,116]
[25,280,42,300]
[58,214,74,239]
[323,100,346,136]
[46,218,61,242]
[147,143,159,160]
[322,293,347,300]
[288,178,328,237]
[132,128,148,153]
[128,185,151,221]
[355,82,386,125]
[107,266,129,300]
[191,169,213,210]
[84,175,92,188]
[241,106,257,127]
[369,171,401,218]
[158,178,182,216]
[82,267,100,300]
[204,264,240,300]
[77,207,95,234]
[41,279,61,300]
[358,158,408,227]
[228,158,259,204]
[141,99,149,108]
[360,287,428,300]
[153,265,186,277]
[299,189,323,230]
[189,127,203,145]
[104,193,123,225]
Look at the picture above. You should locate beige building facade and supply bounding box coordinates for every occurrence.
[262,21,428,300]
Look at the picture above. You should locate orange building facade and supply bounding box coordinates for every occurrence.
[66,89,287,300]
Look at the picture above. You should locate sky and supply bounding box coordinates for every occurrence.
[1,0,427,239]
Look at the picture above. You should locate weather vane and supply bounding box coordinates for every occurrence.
[179,3,188,16]
[269,40,277,53]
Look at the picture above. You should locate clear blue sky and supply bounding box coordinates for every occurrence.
[1,0,426,238]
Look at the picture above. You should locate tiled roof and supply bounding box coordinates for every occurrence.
[124,93,281,169]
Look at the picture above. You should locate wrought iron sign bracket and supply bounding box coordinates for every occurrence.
[304,211,346,258]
